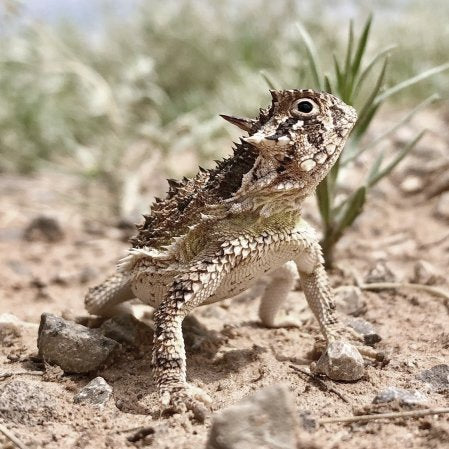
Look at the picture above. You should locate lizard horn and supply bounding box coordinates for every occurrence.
[220,114,256,132]
[270,89,281,102]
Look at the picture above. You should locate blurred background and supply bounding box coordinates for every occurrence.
[0,0,448,222]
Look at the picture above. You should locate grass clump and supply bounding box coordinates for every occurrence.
[293,16,449,266]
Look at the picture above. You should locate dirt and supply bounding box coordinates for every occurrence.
[1,110,449,448]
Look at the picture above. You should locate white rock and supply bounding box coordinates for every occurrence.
[373,387,426,406]
[400,175,423,194]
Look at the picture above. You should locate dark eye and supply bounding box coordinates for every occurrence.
[291,97,318,117]
[297,100,313,113]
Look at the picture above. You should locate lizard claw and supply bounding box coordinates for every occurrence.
[160,383,211,422]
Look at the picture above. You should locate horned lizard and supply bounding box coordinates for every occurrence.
[85,89,382,417]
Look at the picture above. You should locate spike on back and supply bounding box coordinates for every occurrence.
[131,89,357,249]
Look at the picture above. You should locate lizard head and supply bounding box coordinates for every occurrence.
[221,89,357,203]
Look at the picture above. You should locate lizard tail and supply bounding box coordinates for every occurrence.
[84,272,135,316]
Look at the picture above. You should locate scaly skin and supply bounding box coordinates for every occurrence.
[85,89,382,416]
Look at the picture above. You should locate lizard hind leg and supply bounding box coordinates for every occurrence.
[84,272,135,317]
[258,261,302,328]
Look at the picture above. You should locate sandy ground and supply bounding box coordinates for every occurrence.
[1,111,449,448]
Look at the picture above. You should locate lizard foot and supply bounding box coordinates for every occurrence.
[317,324,386,361]
[160,383,211,422]
[262,311,305,329]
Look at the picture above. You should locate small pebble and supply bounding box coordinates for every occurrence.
[334,286,366,316]
[310,341,364,381]
[417,364,449,392]
[412,260,443,285]
[100,314,152,347]
[434,192,449,220]
[346,317,381,345]
[23,215,64,242]
[400,175,423,194]
[74,377,112,407]
[373,386,426,406]
[365,260,396,283]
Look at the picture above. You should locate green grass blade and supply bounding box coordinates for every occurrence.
[366,151,385,185]
[353,46,396,97]
[260,70,279,90]
[342,20,354,100]
[351,15,372,80]
[296,22,323,90]
[333,53,344,95]
[334,186,367,236]
[353,102,381,143]
[367,131,425,187]
[355,57,388,132]
[342,93,438,166]
[375,62,449,104]
[323,74,334,93]
[316,177,331,227]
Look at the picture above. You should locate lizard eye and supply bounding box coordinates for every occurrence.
[292,98,319,117]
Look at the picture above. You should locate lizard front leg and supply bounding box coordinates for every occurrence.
[152,247,232,418]
[296,242,382,380]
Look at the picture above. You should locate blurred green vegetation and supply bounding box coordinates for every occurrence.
[0,0,447,216]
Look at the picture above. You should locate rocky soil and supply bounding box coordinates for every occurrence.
[1,110,449,448]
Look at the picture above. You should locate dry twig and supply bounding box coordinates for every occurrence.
[319,407,449,425]
[0,371,43,381]
[418,232,449,249]
[0,423,28,449]
[358,281,449,301]
[290,364,349,403]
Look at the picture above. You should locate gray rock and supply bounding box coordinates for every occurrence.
[0,380,56,425]
[417,364,449,392]
[412,260,443,286]
[311,341,364,381]
[365,260,396,283]
[74,377,112,406]
[23,215,64,242]
[207,384,299,449]
[435,192,449,220]
[38,313,120,373]
[346,317,381,345]
[334,286,366,316]
[100,314,153,346]
[298,410,317,431]
[373,387,427,406]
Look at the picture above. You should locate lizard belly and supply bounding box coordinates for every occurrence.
[130,269,173,307]
[205,239,303,304]
[129,218,313,308]
[130,247,298,308]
